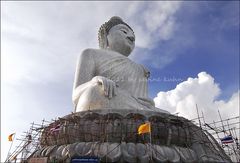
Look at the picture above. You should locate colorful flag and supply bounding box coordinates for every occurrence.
[49,124,61,134]
[8,133,15,141]
[138,122,151,134]
[220,135,234,144]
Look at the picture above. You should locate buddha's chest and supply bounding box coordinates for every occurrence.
[96,56,146,83]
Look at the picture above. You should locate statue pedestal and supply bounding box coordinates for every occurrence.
[29,109,231,163]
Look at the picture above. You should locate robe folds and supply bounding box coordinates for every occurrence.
[74,49,168,113]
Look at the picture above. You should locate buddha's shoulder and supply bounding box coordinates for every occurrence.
[81,48,115,55]
[80,48,109,57]
[80,48,123,59]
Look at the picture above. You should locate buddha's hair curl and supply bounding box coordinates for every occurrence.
[98,16,134,49]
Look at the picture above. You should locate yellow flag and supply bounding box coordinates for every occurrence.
[138,122,151,134]
[8,133,15,141]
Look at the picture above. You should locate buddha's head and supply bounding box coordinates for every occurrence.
[98,16,135,57]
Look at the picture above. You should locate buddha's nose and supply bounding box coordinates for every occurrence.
[127,36,135,42]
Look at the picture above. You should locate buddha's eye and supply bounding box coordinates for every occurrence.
[120,30,127,34]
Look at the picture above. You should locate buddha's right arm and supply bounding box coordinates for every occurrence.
[72,49,96,105]
[72,49,117,106]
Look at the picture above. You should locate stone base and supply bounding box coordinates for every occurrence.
[32,142,198,162]
[29,109,231,163]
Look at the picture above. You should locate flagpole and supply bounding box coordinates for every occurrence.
[149,122,152,162]
[138,122,152,161]
[5,133,16,162]
[149,122,152,144]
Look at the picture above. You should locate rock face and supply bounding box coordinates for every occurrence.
[30,109,231,163]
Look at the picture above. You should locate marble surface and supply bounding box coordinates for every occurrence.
[72,17,168,113]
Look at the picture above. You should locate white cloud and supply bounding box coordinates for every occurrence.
[154,72,239,122]
[1,1,182,85]
[128,1,182,49]
[154,74,239,161]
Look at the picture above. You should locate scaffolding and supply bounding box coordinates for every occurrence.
[5,119,51,163]
[192,107,240,162]
[5,109,240,162]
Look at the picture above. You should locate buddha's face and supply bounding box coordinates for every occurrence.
[107,24,135,57]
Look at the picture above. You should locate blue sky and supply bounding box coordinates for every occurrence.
[1,1,239,161]
[145,1,239,99]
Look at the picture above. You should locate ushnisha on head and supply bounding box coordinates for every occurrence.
[98,16,135,56]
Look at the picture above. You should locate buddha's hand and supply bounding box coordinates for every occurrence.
[91,76,117,99]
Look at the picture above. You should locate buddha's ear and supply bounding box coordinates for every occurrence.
[103,28,108,49]
[99,27,108,49]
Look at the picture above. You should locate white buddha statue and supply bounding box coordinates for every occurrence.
[72,16,168,113]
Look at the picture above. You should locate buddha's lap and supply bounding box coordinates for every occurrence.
[76,84,148,111]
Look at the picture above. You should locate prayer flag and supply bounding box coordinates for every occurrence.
[220,135,234,144]
[49,124,61,135]
[138,122,151,134]
[8,133,15,141]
